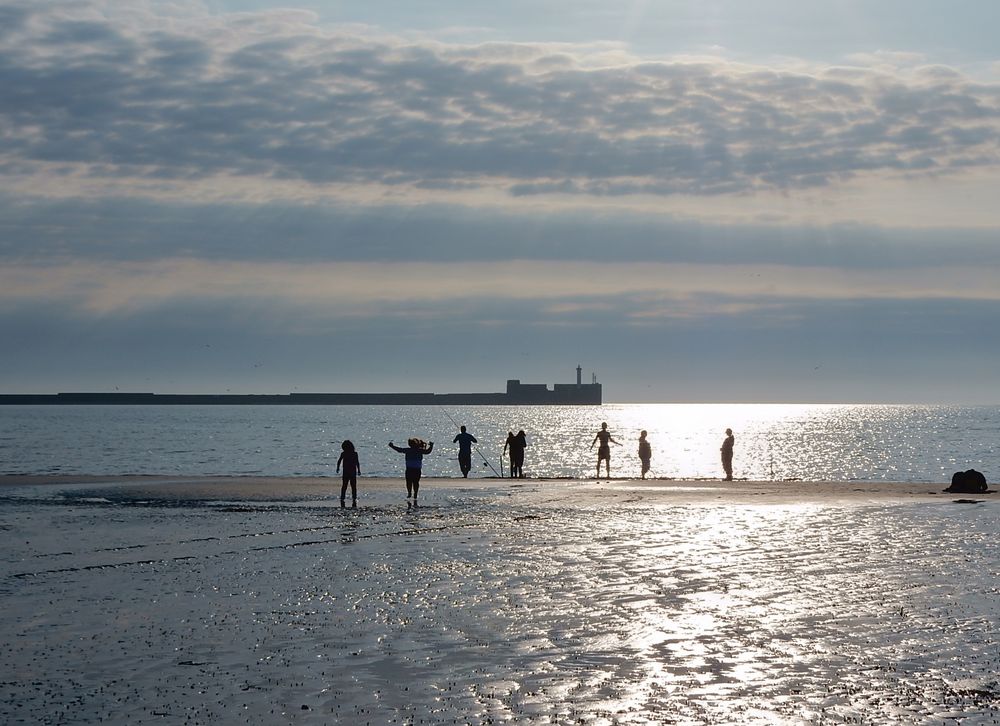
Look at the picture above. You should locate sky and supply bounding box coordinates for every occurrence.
[2,0,999,403]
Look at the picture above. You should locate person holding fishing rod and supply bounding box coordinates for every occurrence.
[452,425,478,478]
[439,407,502,478]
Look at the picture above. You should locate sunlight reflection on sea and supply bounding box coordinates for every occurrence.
[1,403,996,481]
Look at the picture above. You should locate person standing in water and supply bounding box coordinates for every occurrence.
[503,430,527,478]
[389,438,434,500]
[638,430,651,480]
[590,421,621,479]
[452,425,478,478]
[503,431,515,477]
[513,430,527,478]
[336,440,361,507]
[720,428,735,481]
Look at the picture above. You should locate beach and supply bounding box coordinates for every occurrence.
[1,475,998,724]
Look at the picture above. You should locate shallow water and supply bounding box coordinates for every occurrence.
[1,403,998,482]
[1,482,998,723]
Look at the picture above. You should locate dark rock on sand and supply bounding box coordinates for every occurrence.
[946,469,989,493]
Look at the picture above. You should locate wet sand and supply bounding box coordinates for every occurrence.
[1,475,997,723]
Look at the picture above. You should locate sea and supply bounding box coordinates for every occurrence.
[2,405,999,723]
[1,403,996,482]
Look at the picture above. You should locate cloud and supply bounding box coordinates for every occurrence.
[5,194,1000,269]
[2,1,1000,202]
[3,259,999,325]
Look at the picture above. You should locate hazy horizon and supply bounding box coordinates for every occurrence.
[3,379,997,406]
[2,1,999,404]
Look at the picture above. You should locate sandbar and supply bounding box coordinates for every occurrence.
[0,474,983,505]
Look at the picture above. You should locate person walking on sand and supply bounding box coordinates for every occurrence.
[503,430,527,478]
[389,438,434,500]
[591,422,621,479]
[721,428,735,481]
[638,430,651,480]
[336,440,361,507]
[452,425,478,478]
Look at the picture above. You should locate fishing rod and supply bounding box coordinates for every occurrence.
[438,406,502,478]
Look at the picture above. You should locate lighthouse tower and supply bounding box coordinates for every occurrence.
[576,365,582,386]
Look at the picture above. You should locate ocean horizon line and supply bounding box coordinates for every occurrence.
[1,394,996,406]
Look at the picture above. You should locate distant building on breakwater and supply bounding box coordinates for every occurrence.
[0,367,602,406]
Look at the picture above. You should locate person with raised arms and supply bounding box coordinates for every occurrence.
[389,437,434,501]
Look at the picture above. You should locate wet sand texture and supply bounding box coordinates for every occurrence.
[1,477,998,723]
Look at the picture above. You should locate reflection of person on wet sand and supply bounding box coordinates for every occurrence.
[590,422,621,479]
[721,428,735,481]
[638,430,651,479]
[452,425,478,478]
[389,438,434,500]
[336,440,361,507]
[503,430,527,478]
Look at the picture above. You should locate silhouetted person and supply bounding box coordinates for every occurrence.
[590,421,620,479]
[638,430,651,480]
[514,430,527,477]
[453,425,478,478]
[504,430,527,478]
[389,438,434,500]
[503,431,515,477]
[336,440,361,507]
[721,428,735,481]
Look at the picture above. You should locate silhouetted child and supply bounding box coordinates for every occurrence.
[638,430,651,479]
[336,440,361,507]
[388,438,434,500]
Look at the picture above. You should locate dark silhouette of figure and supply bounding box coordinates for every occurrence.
[946,468,988,493]
[453,425,478,478]
[590,422,621,479]
[336,440,361,507]
[504,430,527,478]
[503,431,515,477]
[514,430,527,477]
[389,438,434,500]
[638,430,651,480]
[721,428,735,481]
